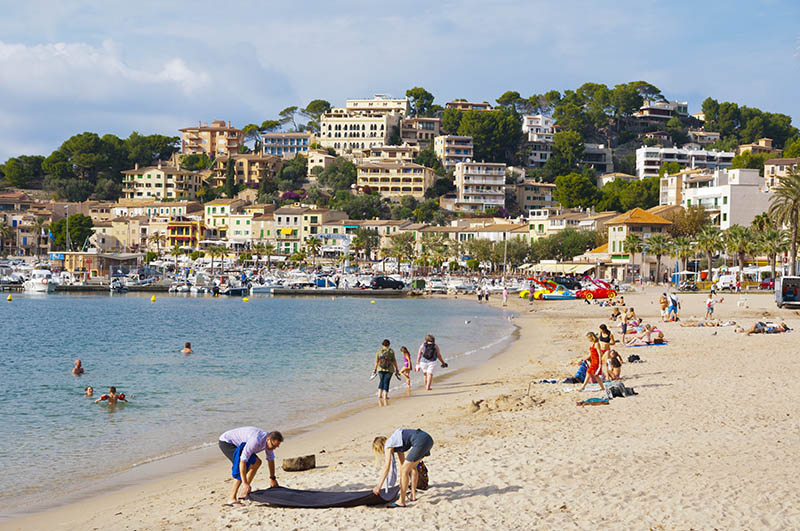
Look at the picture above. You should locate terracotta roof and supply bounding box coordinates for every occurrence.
[587,243,609,254]
[765,158,800,165]
[205,199,243,206]
[606,207,672,226]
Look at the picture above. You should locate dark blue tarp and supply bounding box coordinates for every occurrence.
[248,486,399,508]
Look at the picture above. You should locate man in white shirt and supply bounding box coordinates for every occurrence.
[218,426,283,506]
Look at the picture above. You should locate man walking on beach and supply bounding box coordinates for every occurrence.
[667,292,681,321]
[218,427,283,507]
[416,334,448,391]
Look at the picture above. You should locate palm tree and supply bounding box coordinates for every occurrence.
[623,233,643,282]
[670,236,694,273]
[149,233,167,257]
[751,212,773,232]
[169,245,183,274]
[263,242,275,270]
[759,228,789,283]
[0,221,13,256]
[207,245,226,275]
[389,232,416,275]
[769,166,800,275]
[354,228,379,261]
[251,243,266,269]
[306,237,322,267]
[32,217,48,259]
[723,225,751,283]
[696,226,722,283]
[646,234,670,283]
[350,236,365,264]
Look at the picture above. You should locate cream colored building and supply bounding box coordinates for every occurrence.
[516,179,558,214]
[444,101,492,111]
[401,117,440,146]
[452,161,506,212]
[597,172,637,187]
[433,135,474,172]
[764,157,800,189]
[345,95,409,115]
[90,222,117,252]
[307,149,337,178]
[735,137,780,156]
[606,207,672,281]
[179,120,242,157]
[352,144,420,164]
[251,214,276,244]
[356,161,434,201]
[112,200,201,218]
[121,163,204,201]
[204,199,246,239]
[227,212,254,244]
[274,205,347,254]
[319,108,403,153]
[109,216,150,252]
[209,153,283,188]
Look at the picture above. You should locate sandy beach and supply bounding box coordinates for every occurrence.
[5,287,800,530]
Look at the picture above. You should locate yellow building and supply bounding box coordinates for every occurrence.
[121,163,204,201]
[516,179,557,214]
[167,217,204,248]
[251,214,276,244]
[179,120,242,157]
[356,161,434,201]
[209,153,283,189]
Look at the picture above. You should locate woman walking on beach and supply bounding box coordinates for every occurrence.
[578,332,605,392]
[399,346,413,391]
[372,339,400,406]
[373,428,434,507]
[416,334,448,391]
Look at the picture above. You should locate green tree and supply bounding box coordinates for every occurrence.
[305,237,322,267]
[624,233,644,278]
[541,130,585,179]
[354,228,380,260]
[759,228,789,283]
[180,153,211,170]
[553,173,600,208]
[330,191,387,219]
[49,214,93,251]
[207,245,227,275]
[731,151,780,175]
[441,108,462,134]
[695,226,723,281]
[751,212,773,232]
[0,221,11,255]
[279,106,299,130]
[665,205,710,237]
[275,155,307,191]
[317,157,357,190]
[145,250,157,263]
[457,109,522,163]
[413,149,445,176]
[646,233,670,283]
[389,232,415,273]
[262,243,276,269]
[1,155,45,188]
[242,124,262,152]
[224,158,236,198]
[125,132,180,166]
[467,238,493,267]
[784,137,800,158]
[406,87,435,117]
[669,236,694,272]
[768,166,800,275]
[169,245,183,272]
[300,99,332,132]
[723,225,751,283]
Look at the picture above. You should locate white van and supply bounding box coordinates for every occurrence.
[716,274,737,290]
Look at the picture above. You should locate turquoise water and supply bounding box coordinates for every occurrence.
[0,293,514,515]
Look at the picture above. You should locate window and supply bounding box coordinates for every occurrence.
[723,196,728,205]
[722,213,727,222]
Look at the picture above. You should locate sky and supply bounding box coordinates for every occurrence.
[1,0,799,162]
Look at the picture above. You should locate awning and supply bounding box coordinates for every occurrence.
[530,263,596,274]
[280,228,294,235]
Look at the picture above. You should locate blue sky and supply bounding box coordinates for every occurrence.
[1,0,798,162]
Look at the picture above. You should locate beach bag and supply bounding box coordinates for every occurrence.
[422,342,437,361]
[627,354,641,363]
[416,461,429,490]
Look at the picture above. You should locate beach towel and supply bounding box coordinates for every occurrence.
[627,342,668,347]
[231,442,258,480]
[248,486,399,508]
[577,398,609,406]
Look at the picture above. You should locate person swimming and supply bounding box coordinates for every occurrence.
[84,386,94,397]
[94,386,129,405]
[181,342,193,354]
[72,359,85,376]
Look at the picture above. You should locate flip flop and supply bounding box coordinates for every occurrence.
[223,501,245,508]
[386,503,406,508]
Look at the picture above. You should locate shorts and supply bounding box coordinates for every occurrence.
[660,308,667,317]
[418,359,437,375]
[707,307,714,314]
[406,430,434,463]
[378,371,393,392]
[667,305,676,314]
[621,323,627,334]
[219,440,238,463]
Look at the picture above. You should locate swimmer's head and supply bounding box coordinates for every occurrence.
[185,342,191,348]
[109,386,116,394]
[85,386,93,396]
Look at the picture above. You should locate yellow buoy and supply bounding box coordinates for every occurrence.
[370,300,376,303]
[243,297,249,302]
[7,294,12,302]
[331,297,335,301]
[150,295,156,303]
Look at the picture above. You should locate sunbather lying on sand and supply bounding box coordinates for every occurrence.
[738,322,791,335]
[625,324,653,346]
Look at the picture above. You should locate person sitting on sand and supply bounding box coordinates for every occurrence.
[614,296,625,307]
[399,346,412,391]
[373,428,434,507]
[610,307,622,321]
[653,331,666,344]
[578,332,605,392]
[72,359,85,376]
[607,350,623,380]
[218,427,283,507]
[740,321,791,335]
[625,324,653,346]
[180,342,193,354]
[625,307,637,322]
[84,386,94,397]
[94,386,128,405]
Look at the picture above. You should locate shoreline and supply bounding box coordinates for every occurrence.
[0,294,517,526]
[7,289,799,529]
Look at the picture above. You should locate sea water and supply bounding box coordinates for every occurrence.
[0,293,514,516]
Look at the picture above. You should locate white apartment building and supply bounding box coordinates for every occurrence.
[597,172,637,187]
[521,114,554,168]
[112,201,201,218]
[636,146,734,179]
[452,161,507,212]
[633,100,689,122]
[345,95,409,115]
[319,109,402,154]
[356,161,434,201]
[660,168,770,230]
[352,144,420,165]
[764,157,800,190]
[433,135,474,172]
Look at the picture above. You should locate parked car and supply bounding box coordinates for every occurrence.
[678,280,699,291]
[760,278,775,290]
[549,276,583,291]
[370,276,405,290]
[716,274,737,291]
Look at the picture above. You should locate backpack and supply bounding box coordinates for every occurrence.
[377,348,394,370]
[415,461,429,490]
[422,342,437,361]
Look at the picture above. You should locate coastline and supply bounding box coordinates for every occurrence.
[0,293,518,527]
[6,289,800,530]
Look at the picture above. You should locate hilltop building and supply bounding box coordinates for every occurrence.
[179,120,242,158]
